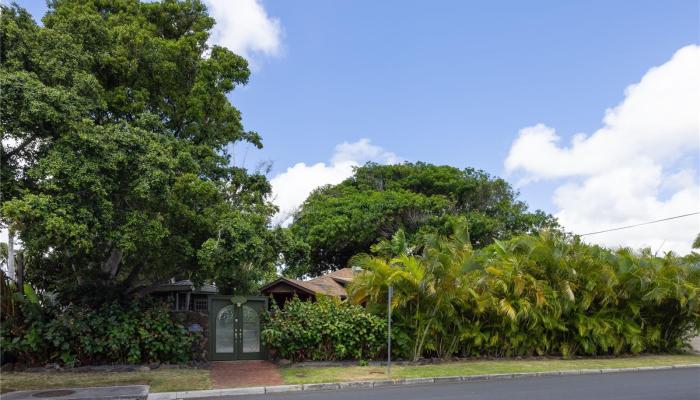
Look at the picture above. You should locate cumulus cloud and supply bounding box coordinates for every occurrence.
[205,0,282,62]
[270,139,400,226]
[505,45,700,254]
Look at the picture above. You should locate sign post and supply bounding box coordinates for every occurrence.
[387,285,393,378]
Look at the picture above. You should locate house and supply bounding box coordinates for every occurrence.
[146,268,359,361]
[260,267,358,307]
[148,280,269,361]
[149,279,218,313]
[148,267,360,311]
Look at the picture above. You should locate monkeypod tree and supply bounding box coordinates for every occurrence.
[0,0,280,303]
[285,162,557,277]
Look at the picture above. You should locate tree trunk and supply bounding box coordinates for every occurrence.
[15,251,24,299]
[123,263,144,292]
[101,248,123,279]
[7,229,15,281]
[413,301,441,361]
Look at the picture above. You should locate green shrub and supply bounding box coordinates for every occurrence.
[1,300,196,366]
[262,297,387,361]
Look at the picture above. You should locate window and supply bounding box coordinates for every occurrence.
[194,297,208,312]
[177,293,188,310]
[215,305,235,353]
[241,305,260,353]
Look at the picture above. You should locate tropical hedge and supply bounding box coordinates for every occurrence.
[1,286,196,366]
[350,221,700,361]
[262,297,386,361]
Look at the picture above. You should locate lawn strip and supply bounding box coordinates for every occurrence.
[0,368,211,393]
[281,354,700,384]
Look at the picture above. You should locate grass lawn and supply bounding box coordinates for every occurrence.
[2,354,698,393]
[0,368,211,393]
[281,354,700,384]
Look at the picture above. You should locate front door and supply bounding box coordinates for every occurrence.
[209,296,266,360]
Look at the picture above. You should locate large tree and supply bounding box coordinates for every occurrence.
[0,0,279,302]
[286,162,557,277]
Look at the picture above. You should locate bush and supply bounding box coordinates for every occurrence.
[262,297,386,361]
[1,299,197,366]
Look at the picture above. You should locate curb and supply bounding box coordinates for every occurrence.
[146,364,700,399]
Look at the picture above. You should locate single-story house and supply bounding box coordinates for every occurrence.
[147,268,359,361]
[260,267,358,307]
[149,279,218,313]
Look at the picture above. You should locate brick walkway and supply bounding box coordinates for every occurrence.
[210,361,284,388]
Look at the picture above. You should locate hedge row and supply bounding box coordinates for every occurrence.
[1,298,196,366]
[262,297,386,361]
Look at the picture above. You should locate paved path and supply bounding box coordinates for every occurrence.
[210,361,283,389]
[1,385,148,400]
[217,368,700,400]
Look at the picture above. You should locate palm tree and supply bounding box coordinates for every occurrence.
[350,219,477,360]
[350,223,700,359]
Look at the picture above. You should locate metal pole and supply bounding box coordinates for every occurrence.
[387,285,392,378]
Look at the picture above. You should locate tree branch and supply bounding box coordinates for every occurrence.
[2,134,39,160]
[101,248,124,279]
[123,263,144,290]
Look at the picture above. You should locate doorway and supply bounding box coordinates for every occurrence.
[209,296,267,360]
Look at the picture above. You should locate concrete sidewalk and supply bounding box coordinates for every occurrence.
[0,385,148,400]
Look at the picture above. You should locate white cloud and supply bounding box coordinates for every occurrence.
[205,0,282,62]
[505,45,700,254]
[270,139,400,226]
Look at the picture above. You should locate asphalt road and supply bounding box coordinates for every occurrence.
[221,368,700,400]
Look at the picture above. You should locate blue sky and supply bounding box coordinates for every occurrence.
[237,0,696,205]
[15,0,700,252]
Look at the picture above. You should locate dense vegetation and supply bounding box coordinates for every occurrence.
[1,282,195,366]
[0,0,286,302]
[1,1,697,368]
[350,220,700,361]
[262,297,387,361]
[285,163,557,277]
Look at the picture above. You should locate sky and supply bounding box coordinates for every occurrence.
[12,0,700,254]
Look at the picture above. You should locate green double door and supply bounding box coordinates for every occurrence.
[209,296,267,360]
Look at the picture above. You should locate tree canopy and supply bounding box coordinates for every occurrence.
[285,162,557,277]
[0,0,281,302]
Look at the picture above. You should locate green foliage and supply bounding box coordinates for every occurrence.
[285,162,557,277]
[351,221,700,360]
[1,300,196,366]
[261,297,387,362]
[196,211,282,295]
[0,1,281,302]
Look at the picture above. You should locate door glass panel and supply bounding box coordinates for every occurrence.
[241,305,260,353]
[216,305,235,353]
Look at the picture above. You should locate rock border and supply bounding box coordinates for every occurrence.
[147,364,700,399]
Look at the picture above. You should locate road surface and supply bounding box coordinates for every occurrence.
[218,368,700,400]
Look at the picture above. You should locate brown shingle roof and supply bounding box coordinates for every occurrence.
[305,275,347,297]
[326,268,355,284]
[260,268,358,298]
